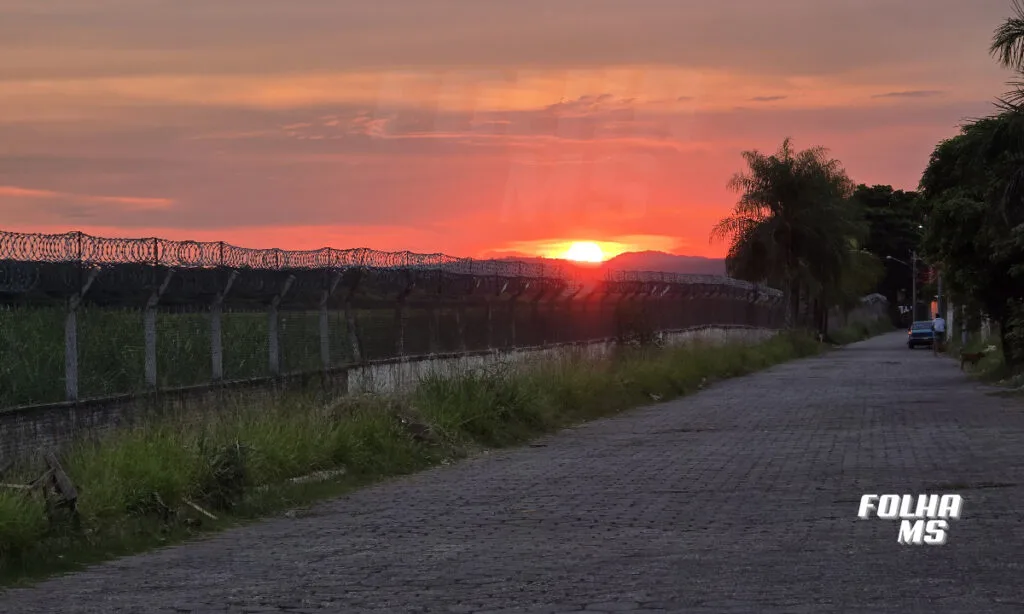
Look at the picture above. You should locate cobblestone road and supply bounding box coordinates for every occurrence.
[3,333,1023,613]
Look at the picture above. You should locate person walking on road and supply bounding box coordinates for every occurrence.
[932,313,946,355]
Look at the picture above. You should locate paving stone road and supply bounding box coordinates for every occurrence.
[3,332,1024,613]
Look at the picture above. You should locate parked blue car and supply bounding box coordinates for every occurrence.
[907,321,935,349]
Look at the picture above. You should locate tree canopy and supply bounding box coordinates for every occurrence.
[711,138,876,333]
[850,184,922,322]
[918,114,1024,365]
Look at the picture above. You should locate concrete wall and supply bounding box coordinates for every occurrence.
[0,325,776,464]
[348,325,777,395]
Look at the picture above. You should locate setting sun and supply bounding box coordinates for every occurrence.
[562,241,605,263]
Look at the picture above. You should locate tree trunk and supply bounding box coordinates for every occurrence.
[792,281,802,329]
[997,305,1021,370]
[998,317,1015,368]
[813,297,828,336]
[785,278,800,329]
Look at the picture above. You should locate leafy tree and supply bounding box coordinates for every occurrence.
[918,114,1024,366]
[850,184,923,324]
[711,138,866,332]
[908,4,1024,369]
[832,248,886,310]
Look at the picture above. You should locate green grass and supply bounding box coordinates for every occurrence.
[0,331,821,585]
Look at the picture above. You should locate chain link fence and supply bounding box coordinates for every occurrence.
[0,230,786,410]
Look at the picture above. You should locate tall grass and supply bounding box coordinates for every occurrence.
[0,331,821,584]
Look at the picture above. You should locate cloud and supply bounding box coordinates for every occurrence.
[871,90,944,98]
[0,96,991,249]
[0,184,175,227]
[0,0,1012,257]
[0,184,172,209]
[0,0,1011,81]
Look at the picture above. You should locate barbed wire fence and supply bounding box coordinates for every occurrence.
[0,230,786,411]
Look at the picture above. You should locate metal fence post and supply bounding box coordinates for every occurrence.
[562,288,580,343]
[144,270,175,388]
[529,286,546,346]
[426,300,440,354]
[337,270,364,364]
[64,306,78,402]
[454,303,468,352]
[210,303,223,381]
[211,270,239,381]
[509,282,528,348]
[268,275,295,375]
[320,272,343,368]
[269,303,279,375]
[344,301,362,364]
[509,297,517,348]
[487,279,508,349]
[426,273,442,354]
[395,286,411,357]
[65,268,99,402]
[484,300,494,349]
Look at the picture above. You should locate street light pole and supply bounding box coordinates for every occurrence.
[885,254,914,323]
[913,251,921,323]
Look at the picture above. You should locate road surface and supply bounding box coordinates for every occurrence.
[2,332,1023,613]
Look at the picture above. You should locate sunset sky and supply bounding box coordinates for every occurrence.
[0,0,1015,260]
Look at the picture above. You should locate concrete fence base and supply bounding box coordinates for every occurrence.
[348,325,776,395]
[0,325,778,464]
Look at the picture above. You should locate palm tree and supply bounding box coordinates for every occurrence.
[991,0,1024,110]
[710,138,862,331]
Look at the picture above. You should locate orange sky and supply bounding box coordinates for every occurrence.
[0,0,1013,260]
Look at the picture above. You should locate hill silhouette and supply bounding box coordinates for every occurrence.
[603,251,726,275]
[489,250,726,276]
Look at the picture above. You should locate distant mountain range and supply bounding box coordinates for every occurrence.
[491,251,727,276]
[603,251,726,276]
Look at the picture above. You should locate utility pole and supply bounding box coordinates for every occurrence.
[937,269,943,318]
[911,251,917,322]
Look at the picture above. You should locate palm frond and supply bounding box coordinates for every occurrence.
[991,0,1024,70]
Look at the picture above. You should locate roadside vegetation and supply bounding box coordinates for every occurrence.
[707,2,1024,381]
[914,1,1024,379]
[0,331,826,585]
